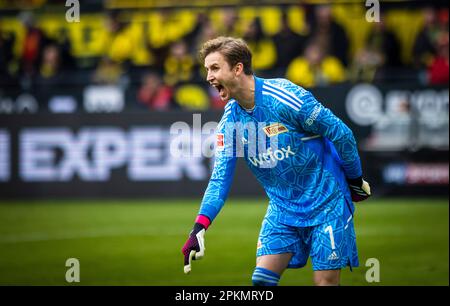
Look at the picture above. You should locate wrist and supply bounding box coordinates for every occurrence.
[195,214,211,230]
[192,223,205,233]
[347,176,363,186]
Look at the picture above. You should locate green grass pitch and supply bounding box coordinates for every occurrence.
[0,198,448,286]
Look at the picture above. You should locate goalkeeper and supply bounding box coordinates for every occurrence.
[182,37,371,286]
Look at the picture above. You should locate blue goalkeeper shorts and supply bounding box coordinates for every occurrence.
[256,204,359,271]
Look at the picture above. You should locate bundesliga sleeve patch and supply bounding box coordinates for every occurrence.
[216,133,224,151]
[263,123,288,137]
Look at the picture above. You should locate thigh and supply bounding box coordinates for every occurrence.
[256,253,293,275]
[256,206,310,269]
[309,215,358,271]
[313,269,341,286]
[256,206,299,259]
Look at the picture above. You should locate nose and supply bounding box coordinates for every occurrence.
[206,71,214,83]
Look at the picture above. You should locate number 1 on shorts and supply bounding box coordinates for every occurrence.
[325,225,336,250]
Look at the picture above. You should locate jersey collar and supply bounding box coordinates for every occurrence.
[253,75,263,107]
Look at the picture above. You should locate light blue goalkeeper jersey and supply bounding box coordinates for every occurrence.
[199,76,362,227]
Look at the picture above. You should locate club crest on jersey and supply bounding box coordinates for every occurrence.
[263,123,288,137]
[216,133,224,151]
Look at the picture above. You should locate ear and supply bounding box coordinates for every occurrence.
[234,63,244,76]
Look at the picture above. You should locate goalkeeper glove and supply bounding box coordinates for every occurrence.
[347,176,371,202]
[181,215,210,274]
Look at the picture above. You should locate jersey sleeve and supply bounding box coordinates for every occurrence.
[280,83,363,179]
[198,108,237,223]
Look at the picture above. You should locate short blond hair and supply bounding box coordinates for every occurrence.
[199,36,253,75]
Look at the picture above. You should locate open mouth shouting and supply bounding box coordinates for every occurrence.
[212,83,229,101]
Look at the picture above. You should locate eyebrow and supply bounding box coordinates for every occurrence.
[205,63,219,69]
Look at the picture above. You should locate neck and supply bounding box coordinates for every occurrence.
[234,74,255,109]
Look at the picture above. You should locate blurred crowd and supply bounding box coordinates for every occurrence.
[0,4,448,111]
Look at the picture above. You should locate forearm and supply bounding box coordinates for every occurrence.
[197,155,236,225]
[198,177,230,223]
[328,124,362,179]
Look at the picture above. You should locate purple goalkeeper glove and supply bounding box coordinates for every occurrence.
[347,176,371,202]
[181,215,210,274]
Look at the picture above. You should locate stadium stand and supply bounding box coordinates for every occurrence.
[0,1,448,111]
